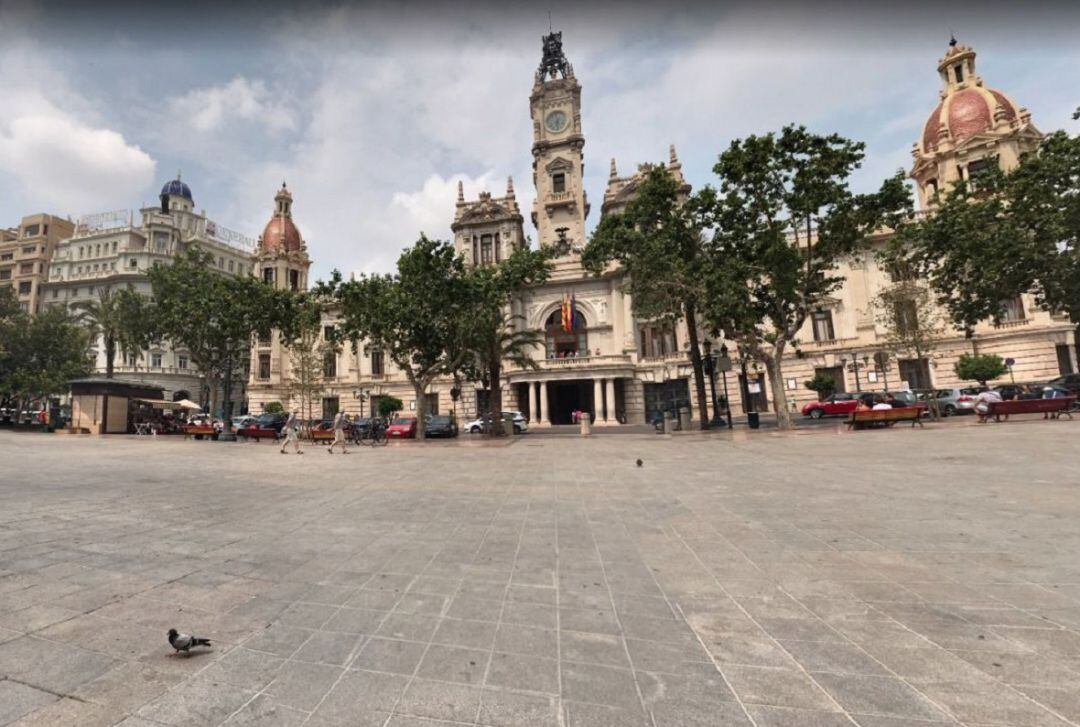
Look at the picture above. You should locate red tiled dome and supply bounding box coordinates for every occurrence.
[922,87,1020,152]
[261,216,302,253]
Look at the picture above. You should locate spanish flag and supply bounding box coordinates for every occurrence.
[561,293,571,332]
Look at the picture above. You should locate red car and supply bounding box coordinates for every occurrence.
[386,417,417,439]
[801,393,861,419]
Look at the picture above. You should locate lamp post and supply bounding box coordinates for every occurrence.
[718,343,733,429]
[703,340,720,428]
[353,388,368,418]
[740,353,754,415]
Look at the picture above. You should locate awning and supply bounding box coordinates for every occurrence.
[135,398,201,410]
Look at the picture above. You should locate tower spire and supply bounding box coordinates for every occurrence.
[506,176,515,196]
[669,144,679,166]
[609,158,618,179]
[456,180,464,204]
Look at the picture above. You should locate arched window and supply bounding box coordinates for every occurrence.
[545,310,588,358]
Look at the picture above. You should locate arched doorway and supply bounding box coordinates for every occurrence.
[545,310,588,359]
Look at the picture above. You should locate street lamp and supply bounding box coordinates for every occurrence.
[718,342,733,429]
[702,340,720,428]
[353,388,369,418]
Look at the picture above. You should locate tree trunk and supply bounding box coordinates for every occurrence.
[684,304,710,430]
[765,350,793,431]
[104,336,115,379]
[413,378,428,440]
[489,360,504,437]
[1073,322,1080,372]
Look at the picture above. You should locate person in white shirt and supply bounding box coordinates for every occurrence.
[871,400,892,411]
[280,411,303,454]
[974,389,1003,422]
[327,411,350,454]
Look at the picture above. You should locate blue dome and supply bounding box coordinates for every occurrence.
[160,177,193,201]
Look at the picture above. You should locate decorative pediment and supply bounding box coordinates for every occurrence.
[459,200,510,223]
[545,157,573,173]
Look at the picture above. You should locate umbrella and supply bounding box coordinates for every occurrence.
[175,399,202,410]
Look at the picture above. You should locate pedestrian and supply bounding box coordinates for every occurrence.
[280,410,303,454]
[327,411,349,454]
[974,389,1003,422]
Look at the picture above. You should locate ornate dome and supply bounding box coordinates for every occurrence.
[259,182,303,253]
[160,175,193,201]
[919,40,1021,153]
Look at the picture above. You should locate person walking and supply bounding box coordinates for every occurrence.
[280,410,303,454]
[327,411,350,454]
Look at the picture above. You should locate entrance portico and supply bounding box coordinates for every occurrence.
[516,369,629,426]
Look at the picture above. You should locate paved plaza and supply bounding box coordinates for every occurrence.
[1,422,1080,727]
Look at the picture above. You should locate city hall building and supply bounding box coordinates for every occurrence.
[246,35,1075,425]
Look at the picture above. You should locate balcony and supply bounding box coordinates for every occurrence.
[528,354,633,371]
[994,318,1030,329]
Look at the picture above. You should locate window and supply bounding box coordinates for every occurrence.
[1000,296,1026,322]
[127,352,138,367]
[371,348,384,376]
[323,325,335,340]
[258,330,271,346]
[88,286,94,295]
[289,269,299,291]
[178,355,188,370]
[0,252,11,261]
[151,353,163,368]
[52,288,58,298]
[112,241,118,253]
[323,351,337,378]
[18,281,31,295]
[1057,344,1075,375]
[218,257,224,269]
[22,245,36,254]
[954,64,963,83]
[227,260,234,272]
[926,179,938,198]
[78,247,84,259]
[263,267,275,284]
[258,353,271,379]
[95,244,101,256]
[893,299,919,334]
[19,263,33,274]
[153,231,168,251]
[811,309,835,342]
[552,173,566,194]
[480,234,494,264]
[23,225,39,237]
[128,258,138,269]
[0,270,9,281]
[639,324,677,358]
[545,310,588,358]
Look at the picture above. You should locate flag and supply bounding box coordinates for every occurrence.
[561,293,570,332]
[569,293,577,332]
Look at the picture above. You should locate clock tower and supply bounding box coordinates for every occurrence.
[530,31,589,252]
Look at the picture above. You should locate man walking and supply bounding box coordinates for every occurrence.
[280,410,303,454]
[327,410,350,454]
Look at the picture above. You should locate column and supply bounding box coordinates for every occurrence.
[528,381,538,424]
[538,381,549,425]
[593,379,603,424]
[605,378,616,423]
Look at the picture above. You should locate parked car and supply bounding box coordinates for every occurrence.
[992,383,1041,401]
[1044,373,1080,396]
[386,417,418,439]
[465,411,527,433]
[801,392,861,419]
[932,387,986,416]
[251,412,288,433]
[231,415,256,429]
[425,415,458,438]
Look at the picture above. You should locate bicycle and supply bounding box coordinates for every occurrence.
[354,416,388,446]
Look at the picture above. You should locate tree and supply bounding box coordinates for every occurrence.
[377,396,403,419]
[459,247,553,436]
[954,353,1007,386]
[329,236,472,440]
[281,294,332,424]
[583,165,715,428]
[803,373,837,400]
[887,169,1029,347]
[264,401,284,414]
[71,286,153,379]
[0,303,91,415]
[706,125,911,430]
[148,247,293,430]
[871,279,946,376]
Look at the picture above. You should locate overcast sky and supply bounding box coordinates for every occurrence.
[1,0,1078,279]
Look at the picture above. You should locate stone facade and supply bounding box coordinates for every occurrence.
[248,34,1077,425]
[41,176,255,404]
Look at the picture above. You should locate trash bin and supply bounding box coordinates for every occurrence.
[678,407,691,431]
[747,411,760,429]
[663,412,675,434]
[579,412,591,436]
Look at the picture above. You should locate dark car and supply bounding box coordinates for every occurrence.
[993,383,1041,401]
[252,412,288,433]
[425,415,458,438]
[1045,373,1080,396]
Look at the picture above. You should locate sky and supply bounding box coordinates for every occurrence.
[1,0,1078,280]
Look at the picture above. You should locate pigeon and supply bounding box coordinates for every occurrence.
[167,628,212,655]
[636,459,643,467]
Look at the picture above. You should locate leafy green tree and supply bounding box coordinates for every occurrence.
[706,125,911,430]
[459,247,553,435]
[871,279,946,376]
[0,304,91,415]
[264,401,284,414]
[954,353,1007,386]
[377,396,403,419]
[803,373,837,400]
[328,236,471,439]
[148,247,293,431]
[71,285,153,379]
[887,168,1029,346]
[281,294,333,424]
[583,165,716,428]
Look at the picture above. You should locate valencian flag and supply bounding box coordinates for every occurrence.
[561,292,577,332]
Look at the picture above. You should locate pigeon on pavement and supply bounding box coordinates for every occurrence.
[168,628,212,655]
[636,459,643,467]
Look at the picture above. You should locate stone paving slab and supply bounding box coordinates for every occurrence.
[1,422,1080,726]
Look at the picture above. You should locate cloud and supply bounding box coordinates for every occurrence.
[168,77,296,133]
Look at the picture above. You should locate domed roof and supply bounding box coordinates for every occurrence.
[920,41,1021,153]
[160,175,193,201]
[258,182,303,253]
[261,216,302,253]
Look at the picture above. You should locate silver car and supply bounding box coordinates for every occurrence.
[931,387,986,416]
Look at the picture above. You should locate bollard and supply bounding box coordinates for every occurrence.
[678,407,691,431]
[580,412,592,436]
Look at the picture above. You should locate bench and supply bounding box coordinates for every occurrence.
[847,407,923,430]
[237,426,279,442]
[309,428,336,443]
[183,425,217,440]
[985,397,1075,422]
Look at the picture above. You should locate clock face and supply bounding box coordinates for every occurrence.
[545,110,568,133]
